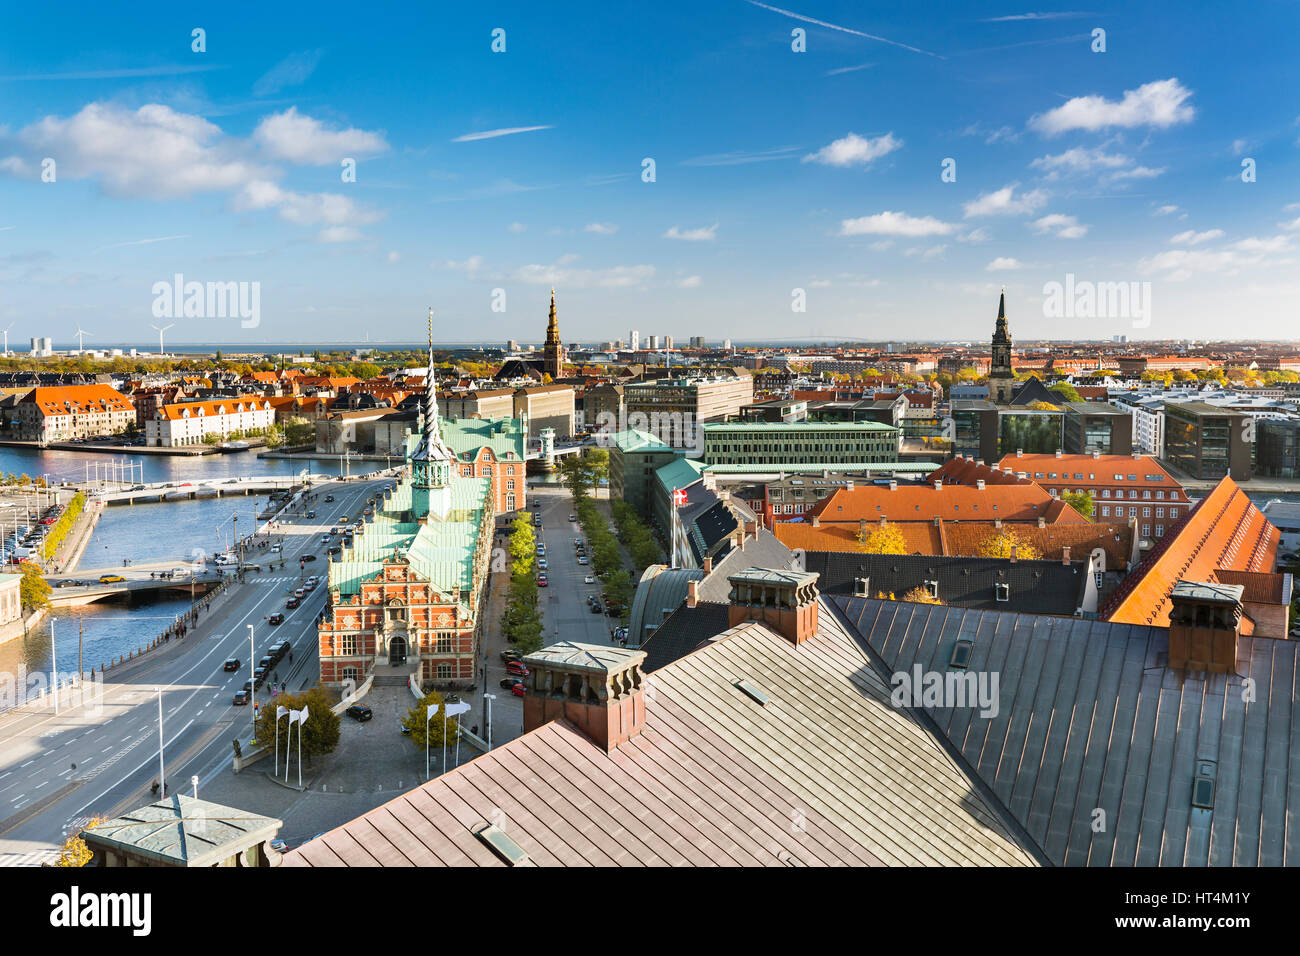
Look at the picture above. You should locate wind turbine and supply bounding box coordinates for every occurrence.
[151,323,175,356]
[74,326,91,353]
[1,323,12,357]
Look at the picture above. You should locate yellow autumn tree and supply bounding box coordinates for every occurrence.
[900,585,942,605]
[978,529,1043,561]
[55,815,107,867]
[858,522,908,554]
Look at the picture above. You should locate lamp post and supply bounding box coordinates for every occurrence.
[484,693,497,751]
[157,686,165,798]
[49,617,58,714]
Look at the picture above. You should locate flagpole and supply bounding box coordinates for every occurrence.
[443,708,448,776]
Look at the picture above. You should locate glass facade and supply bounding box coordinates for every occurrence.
[1257,420,1300,478]
[998,411,1064,456]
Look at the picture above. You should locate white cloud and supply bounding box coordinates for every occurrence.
[678,275,702,288]
[253,107,387,164]
[962,123,1019,144]
[235,180,383,229]
[963,183,1048,218]
[3,102,268,198]
[1139,235,1292,281]
[318,226,364,243]
[443,256,486,274]
[985,257,1023,271]
[958,227,992,243]
[584,222,618,235]
[1030,146,1130,177]
[1030,213,1087,238]
[839,211,954,237]
[507,222,527,233]
[869,240,895,250]
[513,259,655,288]
[904,245,947,260]
[681,146,801,166]
[802,131,902,167]
[1029,78,1195,135]
[1153,204,1181,216]
[451,125,553,142]
[1278,216,1300,232]
[1170,229,1224,245]
[664,223,718,241]
[387,251,400,263]
[253,50,324,97]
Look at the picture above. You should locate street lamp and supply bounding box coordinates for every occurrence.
[49,616,58,715]
[157,686,165,798]
[484,693,497,751]
[247,624,256,738]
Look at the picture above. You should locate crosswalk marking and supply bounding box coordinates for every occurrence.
[0,849,58,867]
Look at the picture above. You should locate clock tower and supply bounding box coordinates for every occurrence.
[989,288,1016,404]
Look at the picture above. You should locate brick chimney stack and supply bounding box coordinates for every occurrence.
[522,643,648,752]
[1167,581,1244,673]
[727,568,821,645]
[686,580,699,608]
[1062,546,1071,565]
[702,556,713,575]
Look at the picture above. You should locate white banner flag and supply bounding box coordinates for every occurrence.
[446,701,471,718]
[277,705,287,720]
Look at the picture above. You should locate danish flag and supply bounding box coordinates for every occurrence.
[672,487,687,506]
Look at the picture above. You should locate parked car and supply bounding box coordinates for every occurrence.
[500,677,525,690]
[584,575,596,584]
[345,705,373,722]
[505,662,530,678]
[328,546,342,555]
[259,656,273,670]
[537,574,548,587]
[98,574,126,583]
[285,597,299,609]
[223,658,240,672]
[269,613,285,625]
[509,682,526,697]
[233,690,249,705]
[254,666,266,681]
[325,495,335,502]
[577,555,588,565]
[500,649,523,663]
[537,558,548,570]
[568,514,577,522]
[591,601,603,614]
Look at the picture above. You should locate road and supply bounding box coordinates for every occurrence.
[0,473,393,864]
[478,483,620,746]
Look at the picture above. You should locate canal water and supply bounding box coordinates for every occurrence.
[0,446,357,686]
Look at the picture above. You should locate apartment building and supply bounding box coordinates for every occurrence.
[1163,401,1253,480]
[146,395,275,447]
[10,384,137,442]
[997,450,1190,541]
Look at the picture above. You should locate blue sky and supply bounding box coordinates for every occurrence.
[1,0,1298,346]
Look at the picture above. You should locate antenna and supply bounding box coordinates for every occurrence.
[150,323,175,356]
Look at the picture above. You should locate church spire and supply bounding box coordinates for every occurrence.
[425,307,442,445]
[543,288,563,378]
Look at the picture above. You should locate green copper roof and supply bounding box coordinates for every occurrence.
[441,416,527,461]
[702,421,897,433]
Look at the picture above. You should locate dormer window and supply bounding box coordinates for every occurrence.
[994,583,1010,602]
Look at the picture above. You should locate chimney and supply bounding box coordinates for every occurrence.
[686,580,699,608]
[727,568,820,645]
[976,479,986,490]
[522,643,648,752]
[1055,449,1062,458]
[702,556,713,575]
[1062,546,1071,565]
[888,480,897,491]
[1038,516,1046,528]
[1167,581,1244,673]
[1092,450,1100,459]
[859,518,869,539]
[811,515,820,528]
[735,531,746,551]
[1010,545,1019,563]
[1016,449,1023,457]
[879,515,888,527]
[994,518,1002,529]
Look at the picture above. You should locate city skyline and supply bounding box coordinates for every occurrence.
[1,2,1299,345]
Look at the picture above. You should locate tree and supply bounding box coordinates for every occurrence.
[1049,383,1082,403]
[401,689,461,748]
[262,423,284,449]
[858,522,908,555]
[900,585,942,605]
[284,417,315,446]
[1063,490,1095,519]
[55,815,107,867]
[978,529,1042,561]
[253,686,340,759]
[508,514,536,574]
[18,560,51,611]
[1026,400,1060,411]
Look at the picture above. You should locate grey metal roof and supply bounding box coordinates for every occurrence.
[627,565,703,645]
[283,599,1040,867]
[727,567,820,587]
[525,642,645,672]
[829,596,1300,866]
[1170,580,1244,604]
[640,602,732,671]
[83,795,282,867]
[696,529,799,603]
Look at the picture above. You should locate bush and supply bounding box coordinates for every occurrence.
[253,686,340,759]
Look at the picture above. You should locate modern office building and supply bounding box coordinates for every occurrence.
[997,406,1064,457]
[1063,401,1134,456]
[1255,419,1300,478]
[623,375,755,450]
[608,428,679,517]
[951,399,999,463]
[701,421,900,466]
[1162,401,1253,480]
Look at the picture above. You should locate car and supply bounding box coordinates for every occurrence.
[340,515,349,523]
[223,658,240,672]
[584,575,596,584]
[254,666,267,681]
[302,554,317,562]
[294,588,305,598]
[55,580,80,588]
[98,574,126,583]
[233,690,249,705]
[345,705,373,722]
[568,514,577,522]
[363,507,373,516]
[500,649,523,663]
[285,597,299,609]
[269,613,285,625]
[537,558,548,570]
[577,555,588,565]
[325,495,335,502]
[505,661,529,677]
[591,601,603,614]
[320,533,332,543]
[259,656,273,670]
[509,682,526,697]
[242,680,254,693]
[532,499,541,508]
[500,677,526,690]
[305,511,316,519]
[303,579,317,592]
[537,574,548,587]
[328,546,342,555]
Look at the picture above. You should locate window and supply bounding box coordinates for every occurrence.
[1143,507,1151,517]
[1142,524,1151,536]
[342,666,358,683]
[437,662,452,680]
[853,576,870,597]
[1101,506,1110,517]
[949,640,974,669]
[994,583,1010,602]
[436,632,452,653]
[925,580,939,599]
[340,634,357,655]
[1156,525,1164,536]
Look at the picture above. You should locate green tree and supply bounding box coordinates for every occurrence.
[401,689,461,748]
[1049,383,1082,404]
[1062,490,1095,519]
[262,423,284,449]
[253,686,340,758]
[18,561,51,610]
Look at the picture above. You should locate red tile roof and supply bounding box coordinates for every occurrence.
[1101,476,1280,627]
[26,384,133,417]
[804,482,1084,524]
